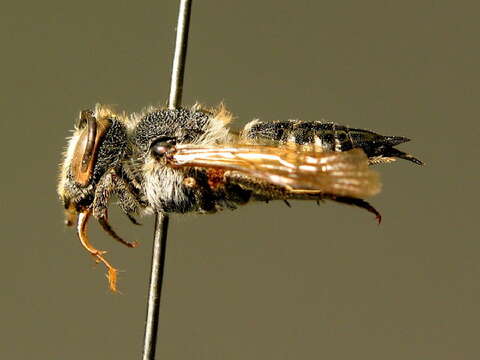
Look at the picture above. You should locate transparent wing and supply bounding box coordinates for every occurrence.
[167,145,381,198]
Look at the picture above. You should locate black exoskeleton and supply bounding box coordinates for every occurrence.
[243,120,423,165]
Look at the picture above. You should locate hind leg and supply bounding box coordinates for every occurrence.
[321,195,381,223]
[227,171,381,222]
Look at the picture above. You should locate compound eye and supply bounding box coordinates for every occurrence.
[71,111,110,186]
[80,111,98,171]
[151,136,177,157]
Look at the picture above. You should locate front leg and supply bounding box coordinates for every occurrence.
[76,210,118,291]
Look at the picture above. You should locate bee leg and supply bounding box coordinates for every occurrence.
[125,213,142,225]
[325,195,382,224]
[283,200,292,208]
[115,170,146,225]
[226,172,288,200]
[97,215,138,248]
[381,147,424,166]
[116,188,142,225]
[77,210,118,292]
[227,172,380,222]
[93,172,138,248]
[283,190,380,222]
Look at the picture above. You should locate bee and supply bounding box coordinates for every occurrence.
[58,103,422,291]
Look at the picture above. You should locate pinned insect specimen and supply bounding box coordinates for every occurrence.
[58,104,422,291]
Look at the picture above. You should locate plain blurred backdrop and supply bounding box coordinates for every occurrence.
[1,1,479,359]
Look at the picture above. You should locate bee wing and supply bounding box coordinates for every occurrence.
[167,145,381,198]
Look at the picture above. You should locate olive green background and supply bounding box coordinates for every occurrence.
[1,1,478,359]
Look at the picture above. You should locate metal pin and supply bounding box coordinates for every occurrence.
[142,1,193,359]
[168,0,192,110]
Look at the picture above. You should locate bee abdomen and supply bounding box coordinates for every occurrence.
[242,120,354,152]
[242,119,423,165]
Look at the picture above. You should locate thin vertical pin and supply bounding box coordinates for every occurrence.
[142,1,193,359]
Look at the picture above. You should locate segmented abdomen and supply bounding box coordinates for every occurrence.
[242,119,423,165]
[243,120,368,151]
